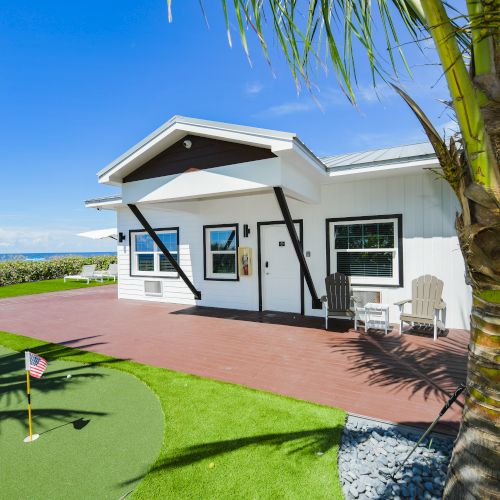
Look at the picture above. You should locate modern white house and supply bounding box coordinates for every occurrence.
[86,116,471,330]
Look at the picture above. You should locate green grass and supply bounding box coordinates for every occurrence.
[0,344,163,499]
[0,278,115,298]
[0,331,345,499]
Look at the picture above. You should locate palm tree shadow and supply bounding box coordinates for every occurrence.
[120,425,344,487]
[0,408,108,435]
[0,338,119,435]
[329,333,466,406]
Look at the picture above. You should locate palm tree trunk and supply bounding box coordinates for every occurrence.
[444,293,500,498]
[417,1,500,498]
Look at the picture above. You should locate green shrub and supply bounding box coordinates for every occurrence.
[0,256,117,287]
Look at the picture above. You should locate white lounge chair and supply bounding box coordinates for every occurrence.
[64,265,97,284]
[93,263,118,282]
[395,275,447,341]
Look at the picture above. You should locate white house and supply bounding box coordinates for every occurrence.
[86,116,471,329]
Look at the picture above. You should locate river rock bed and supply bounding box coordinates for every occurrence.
[338,415,454,499]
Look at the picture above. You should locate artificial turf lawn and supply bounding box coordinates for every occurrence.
[0,331,346,499]
[0,278,115,299]
[0,344,163,500]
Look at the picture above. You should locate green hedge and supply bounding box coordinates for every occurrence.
[0,256,117,287]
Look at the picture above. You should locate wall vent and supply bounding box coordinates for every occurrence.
[144,280,162,296]
[352,289,381,306]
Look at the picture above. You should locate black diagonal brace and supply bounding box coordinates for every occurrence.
[128,204,201,300]
[273,187,322,309]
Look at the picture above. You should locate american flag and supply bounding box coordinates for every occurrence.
[25,351,48,379]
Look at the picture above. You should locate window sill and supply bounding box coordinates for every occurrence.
[204,276,239,282]
[351,282,402,288]
[131,273,180,279]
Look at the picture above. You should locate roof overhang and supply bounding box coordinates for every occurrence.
[97,116,326,186]
[85,195,122,210]
[324,158,441,182]
[77,228,118,239]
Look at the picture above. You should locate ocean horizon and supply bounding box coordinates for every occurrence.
[0,252,116,262]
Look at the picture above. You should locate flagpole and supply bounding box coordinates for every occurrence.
[26,369,33,442]
[23,351,39,443]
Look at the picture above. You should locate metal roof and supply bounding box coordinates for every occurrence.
[320,142,436,171]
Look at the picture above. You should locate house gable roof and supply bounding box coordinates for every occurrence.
[123,134,276,183]
[98,116,325,185]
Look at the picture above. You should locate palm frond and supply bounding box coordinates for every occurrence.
[208,1,470,103]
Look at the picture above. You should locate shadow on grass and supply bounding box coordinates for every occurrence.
[121,425,343,486]
[0,339,117,434]
[0,408,108,435]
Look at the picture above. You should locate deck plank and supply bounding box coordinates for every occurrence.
[0,286,468,434]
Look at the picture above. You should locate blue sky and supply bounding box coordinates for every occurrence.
[0,1,455,253]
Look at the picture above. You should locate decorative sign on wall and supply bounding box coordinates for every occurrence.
[238,247,252,277]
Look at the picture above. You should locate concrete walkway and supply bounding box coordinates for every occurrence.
[0,285,468,433]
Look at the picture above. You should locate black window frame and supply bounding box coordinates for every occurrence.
[129,227,180,279]
[325,214,403,287]
[203,223,240,281]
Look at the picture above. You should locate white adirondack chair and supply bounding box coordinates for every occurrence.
[395,275,447,341]
[93,263,118,282]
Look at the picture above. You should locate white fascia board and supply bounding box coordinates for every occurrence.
[325,158,441,182]
[85,196,123,210]
[122,158,282,204]
[97,116,298,185]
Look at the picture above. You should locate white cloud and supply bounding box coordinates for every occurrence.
[350,129,428,150]
[0,226,116,254]
[244,81,264,95]
[255,100,313,118]
[357,84,391,103]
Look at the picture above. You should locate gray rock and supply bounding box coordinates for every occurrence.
[359,465,371,476]
[338,416,453,500]
[349,484,359,498]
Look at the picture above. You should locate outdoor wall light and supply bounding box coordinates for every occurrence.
[183,139,192,149]
[243,224,251,238]
[119,232,126,243]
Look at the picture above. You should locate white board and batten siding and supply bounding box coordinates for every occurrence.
[116,169,471,329]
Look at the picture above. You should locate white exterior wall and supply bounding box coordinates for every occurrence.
[115,169,471,329]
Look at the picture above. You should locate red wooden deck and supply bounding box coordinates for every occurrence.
[0,285,468,434]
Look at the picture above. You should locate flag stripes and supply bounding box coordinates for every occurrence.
[25,351,48,378]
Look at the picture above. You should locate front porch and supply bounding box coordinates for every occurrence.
[0,285,468,434]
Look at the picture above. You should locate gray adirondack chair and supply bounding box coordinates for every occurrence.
[321,273,361,330]
[395,275,447,341]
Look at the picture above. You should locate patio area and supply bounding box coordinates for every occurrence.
[0,285,468,434]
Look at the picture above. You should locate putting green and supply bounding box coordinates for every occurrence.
[0,346,163,500]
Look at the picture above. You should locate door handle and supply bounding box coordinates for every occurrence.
[265,261,269,268]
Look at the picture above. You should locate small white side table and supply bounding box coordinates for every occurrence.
[363,303,390,335]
